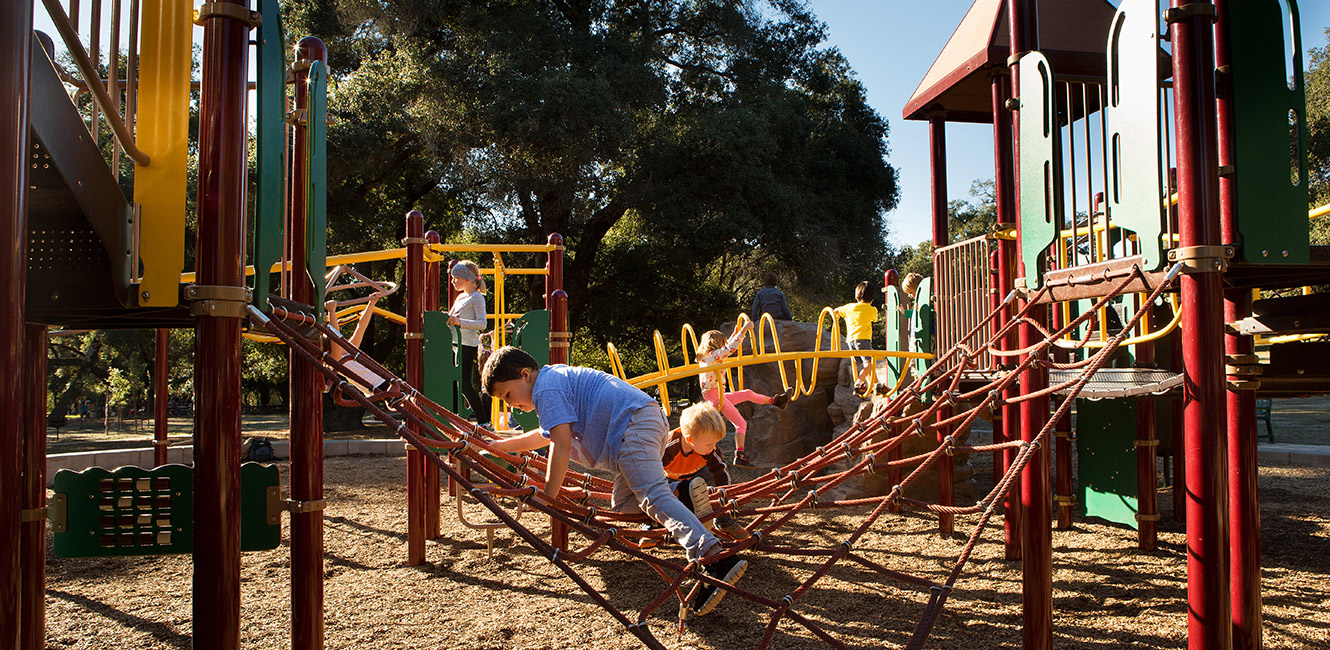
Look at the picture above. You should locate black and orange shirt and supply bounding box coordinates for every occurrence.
[662,428,732,486]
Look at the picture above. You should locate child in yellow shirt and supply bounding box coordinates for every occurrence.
[833,281,880,395]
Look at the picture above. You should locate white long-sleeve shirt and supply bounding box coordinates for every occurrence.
[698,329,746,395]
[448,291,488,347]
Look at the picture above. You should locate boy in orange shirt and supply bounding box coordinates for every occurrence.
[663,402,750,542]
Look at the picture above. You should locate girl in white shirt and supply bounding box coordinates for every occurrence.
[696,320,792,467]
[448,260,491,426]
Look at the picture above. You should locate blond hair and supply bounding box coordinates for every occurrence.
[456,260,487,294]
[680,402,726,442]
[696,329,726,361]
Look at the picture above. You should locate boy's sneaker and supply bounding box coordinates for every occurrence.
[691,555,748,616]
[714,516,750,542]
[675,476,714,531]
[771,387,794,409]
[732,449,755,468]
[633,523,663,550]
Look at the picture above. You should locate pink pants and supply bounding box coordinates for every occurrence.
[703,388,769,438]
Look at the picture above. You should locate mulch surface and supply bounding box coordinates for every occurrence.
[42,450,1330,649]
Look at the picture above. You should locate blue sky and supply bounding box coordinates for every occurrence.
[814,0,1330,248]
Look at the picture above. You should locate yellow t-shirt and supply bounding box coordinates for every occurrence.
[836,302,879,341]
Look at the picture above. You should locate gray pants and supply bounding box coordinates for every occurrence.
[611,405,719,561]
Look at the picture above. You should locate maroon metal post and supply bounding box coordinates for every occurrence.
[288,37,327,650]
[991,70,1022,559]
[20,325,46,650]
[1135,333,1159,550]
[1171,1,1233,648]
[545,233,563,311]
[928,109,954,534]
[193,2,250,647]
[1173,330,1186,523]
[549,284,570,550]
[405,210,427,566]
[1213,2,1260,645]
[154,329,169,466]
[424,230,442,538]
[0,3,32,647]
[1008,1,1051,647]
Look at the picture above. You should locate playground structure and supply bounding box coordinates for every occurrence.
[3,1,1330,650]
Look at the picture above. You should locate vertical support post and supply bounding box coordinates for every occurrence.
[405,210,427,565]
[1049,303,1074,531]
[0,4,31,645]
[1135,331,1159,550]
[20,326,46,650]
[288,37,327,650]
[154,329,169,466]
[1171,1,1233,648]
[424,230,442,538]
[1008,1,1051,648]
[547,234,570,550]
[1213,2,1260,645]
[991,70,1022,559]
[928,110,954,535]
[193,3,250,647]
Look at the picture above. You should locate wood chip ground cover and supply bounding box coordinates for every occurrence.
[43,452,1330,649]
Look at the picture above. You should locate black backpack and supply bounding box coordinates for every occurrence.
[242,436,275,462]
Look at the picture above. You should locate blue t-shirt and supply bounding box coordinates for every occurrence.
[532,365,658,471]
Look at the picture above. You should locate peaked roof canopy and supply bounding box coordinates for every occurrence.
[902,0,1122,123]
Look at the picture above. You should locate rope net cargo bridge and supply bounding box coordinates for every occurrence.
[251,262,1180,650]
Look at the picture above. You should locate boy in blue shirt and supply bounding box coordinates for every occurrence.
[482,346,747,616]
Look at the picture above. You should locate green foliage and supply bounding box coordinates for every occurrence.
[284,0,899,370]
[890,179,996,280]
[1308,28,1330,244]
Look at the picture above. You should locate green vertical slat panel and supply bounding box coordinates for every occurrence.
[1106,0,1167,272]
[1017,52,1062,289]
[1075,399,1140,529]
[884,286,907,388]
[250,0,286,311]
[53,465,194,557]
[1229,0,1308,264]
[306,61,329,315]
[911,277,933,399]
[510,309,550,431]
[423,311,460,415]
[240,462,282,551]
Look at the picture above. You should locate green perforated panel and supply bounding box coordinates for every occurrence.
[1106,0,1167,272]
[1227,0,1308,264]
[912,277,934,400]
[423,311,460,414]
[250,0,287,311]
[1017,52,1062,289]
[53,462,281,558]
[884,286,909,389]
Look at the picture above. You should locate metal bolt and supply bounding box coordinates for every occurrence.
[1262,249,1269,256]
[141,290,151,300]
[1213,260,1222,269]
[1298,369,1305,375]
[1282,250,1289,257]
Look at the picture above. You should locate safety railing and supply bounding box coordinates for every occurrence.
[933,234,996,374]
[606,311,932,416]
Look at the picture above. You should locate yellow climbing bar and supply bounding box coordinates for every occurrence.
[181,247,551,283]
[1310,202,1330,220]
[133,0,191,306]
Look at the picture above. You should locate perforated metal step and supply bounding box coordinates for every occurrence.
[1052,368,1182,399]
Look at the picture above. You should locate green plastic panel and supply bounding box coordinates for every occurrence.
[1228,0,1308,264]
[1017,52,1062,289]
[306,61,329,315]
[884,286,908,388]
[1075,399,1139,528]
[53,462,280,558]
[509,309,550,431]
[423,311,460,414]
[250,0,287,311]
[1106,0,1167,272]
[911,277,933,399]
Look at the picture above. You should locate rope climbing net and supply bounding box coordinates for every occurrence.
[247,261,1183,649]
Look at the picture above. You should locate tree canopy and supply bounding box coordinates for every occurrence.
[284,0,900,368]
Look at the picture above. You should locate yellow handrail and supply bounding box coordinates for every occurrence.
[1309,202,1330,220]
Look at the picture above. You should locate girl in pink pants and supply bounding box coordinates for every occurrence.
[696,321,792,467]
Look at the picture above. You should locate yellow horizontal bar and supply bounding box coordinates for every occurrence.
[624,348,931,389]
[1310,203,1330,220]
[181,247,552,283]
[429,243,561,254]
